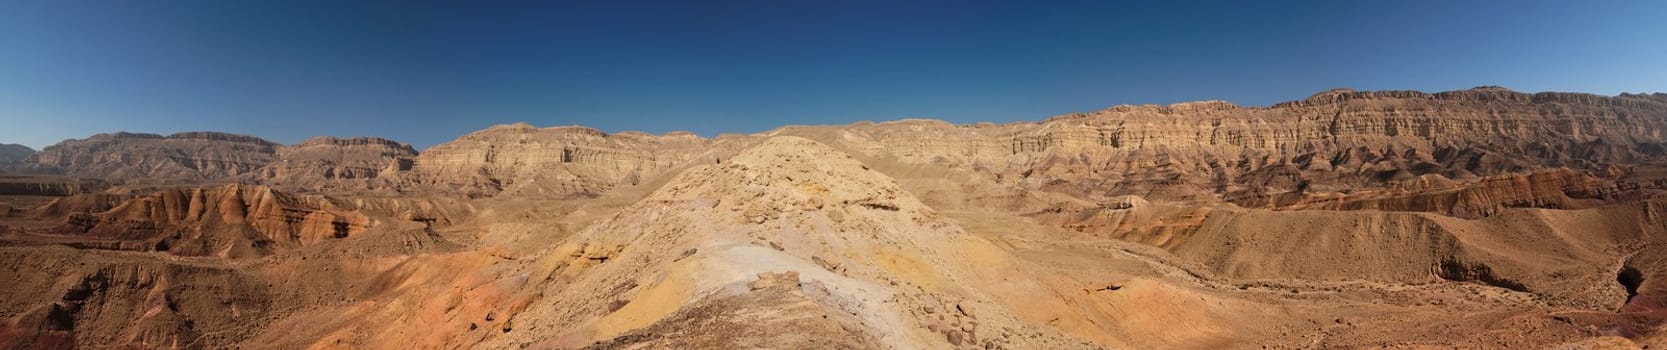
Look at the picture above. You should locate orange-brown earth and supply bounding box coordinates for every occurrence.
[3,86,1667,349]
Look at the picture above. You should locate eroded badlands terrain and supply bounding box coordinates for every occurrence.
[3,87,1667,349]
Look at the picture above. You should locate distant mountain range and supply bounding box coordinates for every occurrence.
[0,143,33,163]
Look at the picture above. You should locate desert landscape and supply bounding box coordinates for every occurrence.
[0,87,1664,348]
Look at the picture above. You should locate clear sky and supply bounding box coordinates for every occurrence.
[1,0,1664,150]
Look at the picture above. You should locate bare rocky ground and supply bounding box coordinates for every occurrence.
[2,87,1667,349]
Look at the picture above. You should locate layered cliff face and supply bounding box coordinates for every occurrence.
[13,87,1665,202]
[1240,168,1654,218]
[0,144,34,163]
[51,184,372,258]
[408,123,715,197]
[0,176,107,197]
[254,136,418,191]
[23,183,478,259]
[803,87,1667,204]
[404,87,1667,205]
[10,132,420,192]
[22,132,280,182]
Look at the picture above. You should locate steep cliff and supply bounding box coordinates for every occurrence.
[1242,168,1651,218]
[798,87,1667,203]
[9,132,421,192]
[0,176,108,197]
[408,123,715,197]
[254,136,418,191]
[16,87,1666,202]
[406,87,1667,204]
[21,132,279,182]
[56,184,372,258]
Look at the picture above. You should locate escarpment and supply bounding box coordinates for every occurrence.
[0,176,108,196]
[12,87,1666,202]
[23,132,279,182]
[406,124,714,197]
[253,136,419,191]
[9,132,422,192]
[1242,168,1654,218]
[798,87,1667,203]
[377,87,1665,202]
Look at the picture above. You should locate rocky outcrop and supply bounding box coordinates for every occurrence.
[0,249,274,348]
[21,132,279,182]
[0,143,33,163]
[254,136,418,191]
[0,176,108,196]
[797,87,1667,203]
[407,123,714,197]
[1241,168,1656,218]
[8,132,422,192]
[14,87,1664,202]
[409,87,1667,202]
[57,184,372,258]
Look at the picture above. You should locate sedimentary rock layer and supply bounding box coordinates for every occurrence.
[23,132,279,181]
[407,123,714,196]
[56,184,371,257]
[405,87,1667,203]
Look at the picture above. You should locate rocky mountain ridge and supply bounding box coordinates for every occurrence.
[405,123,713,197]
[336,86,1667,205]
[6,132,420,191]
[10,87,1666,204]
[0,143,34,163]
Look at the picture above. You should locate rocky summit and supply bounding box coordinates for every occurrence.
[5,87,1667,348]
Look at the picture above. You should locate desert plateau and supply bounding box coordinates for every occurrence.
[2,87,1667,348]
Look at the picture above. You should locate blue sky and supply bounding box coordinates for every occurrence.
[1,0,1664,150]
